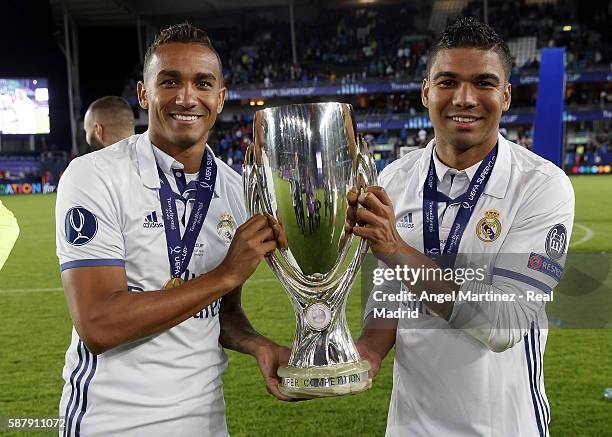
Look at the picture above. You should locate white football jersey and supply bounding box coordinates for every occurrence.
[55,132,247,436]
[367,134,574,437]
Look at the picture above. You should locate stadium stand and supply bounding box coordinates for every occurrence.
[173,1,610,170]
[1,0,611,183]
[0,155,41,179]
[0,152,67,184]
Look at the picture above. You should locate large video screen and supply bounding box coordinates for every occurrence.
[0,78,50,134]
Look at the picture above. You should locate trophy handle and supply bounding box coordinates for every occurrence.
[357,135,378,189]
[321,135,378,304]
[243,144,257,216]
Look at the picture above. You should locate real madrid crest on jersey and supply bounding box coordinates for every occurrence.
[476,209,502,242]
[216,212,236,244]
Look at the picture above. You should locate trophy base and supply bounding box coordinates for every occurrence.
[277,359,372,399]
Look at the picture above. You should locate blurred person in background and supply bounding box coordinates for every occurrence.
[83,96,135,150]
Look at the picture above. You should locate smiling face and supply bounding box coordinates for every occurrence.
[422,47,511,154]
[137,42,225,152]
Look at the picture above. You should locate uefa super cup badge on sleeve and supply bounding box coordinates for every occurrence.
[243,102,378,399]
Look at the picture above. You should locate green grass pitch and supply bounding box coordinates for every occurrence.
[0,175,610,436]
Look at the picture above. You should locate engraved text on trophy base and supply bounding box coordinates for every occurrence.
[277,359,372,399]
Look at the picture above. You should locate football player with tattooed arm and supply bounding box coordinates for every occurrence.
[56,23,291,437]
[350,18,574,437]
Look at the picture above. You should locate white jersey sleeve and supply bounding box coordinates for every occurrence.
[55,156,125,271]
[448,170,575,351]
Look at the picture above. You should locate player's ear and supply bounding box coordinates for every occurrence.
[421,78,429,108]
[95,123,104,142]
[216,87,226,114]
[502,82,511,112]
[137,81,148,110]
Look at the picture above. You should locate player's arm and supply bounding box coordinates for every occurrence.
[446,173,575,351]
[57,158,276,355]
[219,285,293,401]
[345,192,399,378]
[61,214,276,355]
[356,315,397,379]
[0,200,19,270]
[351,175,574,353]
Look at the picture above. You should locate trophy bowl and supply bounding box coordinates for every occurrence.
[243,102,378,399]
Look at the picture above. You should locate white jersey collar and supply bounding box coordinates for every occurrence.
[418,132,511,199]
[152,144,184,175]
[136,131,160,189]
[136,131,220,195]
[432,147,481,182]
[486,133,512,199]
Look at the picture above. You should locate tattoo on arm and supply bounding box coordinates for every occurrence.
[219,286,268,356]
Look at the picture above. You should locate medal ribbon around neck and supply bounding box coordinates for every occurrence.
[157,148,217,285]
[422,145,497,263]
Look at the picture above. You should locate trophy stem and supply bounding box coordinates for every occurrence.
[277,359,371,399]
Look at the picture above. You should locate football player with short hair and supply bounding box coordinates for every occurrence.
[83,96,135,150]
[56,23,290,437]
[352,17,574,437]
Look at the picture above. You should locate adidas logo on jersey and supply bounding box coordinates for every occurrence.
[397,212,414,229]
[143,211,164,228]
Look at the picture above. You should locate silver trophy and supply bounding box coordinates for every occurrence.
[243,102,378,398]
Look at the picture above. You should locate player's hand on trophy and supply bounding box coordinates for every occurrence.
[350,186,408,263]
[356,341,383,379]
[219,214,277,288]
[254,342,299,401]
[265,212,288,251]
[344,186,359,234]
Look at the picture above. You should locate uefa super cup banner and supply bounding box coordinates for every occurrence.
[243,102,378,398]
[0,178,56,196]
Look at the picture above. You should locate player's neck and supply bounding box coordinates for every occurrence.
[435,139,496,171]
[154,141,207,174]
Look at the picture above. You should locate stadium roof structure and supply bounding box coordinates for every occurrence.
[49,0,392,154]
[48,0,382,27]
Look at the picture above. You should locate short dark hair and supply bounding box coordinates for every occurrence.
[426,17,512,81]
[88,96,134,127]
[143,22,222,75]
